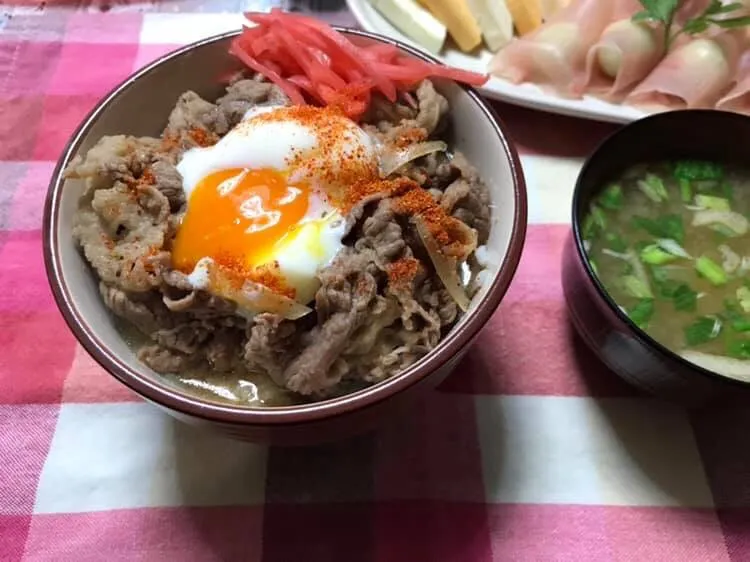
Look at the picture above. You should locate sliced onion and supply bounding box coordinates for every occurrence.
[602,248,630,260]
[656,238,691,259]
[692,210,749,236]
[414,217,470,312]
[240,281,312,320]
[719,244,740,273]
[380,141,447,177]
[680,350,750,382]
[205,261,312,320]
[163,292,197,312]
[626,248,653,297]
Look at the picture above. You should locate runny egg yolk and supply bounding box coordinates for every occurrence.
[171,168,310,284]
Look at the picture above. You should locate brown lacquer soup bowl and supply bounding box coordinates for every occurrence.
[563,110,750,407]
[43,28,527,445]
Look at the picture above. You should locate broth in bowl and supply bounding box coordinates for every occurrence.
[582,160,750,381]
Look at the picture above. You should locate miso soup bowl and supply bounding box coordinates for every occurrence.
[43,28,527,445]
[563,110,750,407]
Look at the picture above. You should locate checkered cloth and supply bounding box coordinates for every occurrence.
[1,4,747,561]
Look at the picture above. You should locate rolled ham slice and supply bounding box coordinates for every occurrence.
[575,0,726,101]
[717,50,750,113]
[489,0,617,98]
[575,4,663,101]
[626,30,747,111]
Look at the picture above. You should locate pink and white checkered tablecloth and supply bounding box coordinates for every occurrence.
[2,2,749,560]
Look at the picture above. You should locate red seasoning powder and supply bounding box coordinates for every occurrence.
[211,254,297,300]
[386,256,420,286]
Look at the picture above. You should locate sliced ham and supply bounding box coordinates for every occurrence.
[489,0,617,98]
[576,14,663,100]
[717,50,750,113]
[575,0,731,101]
[626,30,747,111]
[674,0,713,24]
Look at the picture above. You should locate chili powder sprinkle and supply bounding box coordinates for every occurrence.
[387,256,420,287]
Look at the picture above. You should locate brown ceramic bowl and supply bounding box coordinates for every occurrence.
[563,109,750,407]
[43,28,527,444]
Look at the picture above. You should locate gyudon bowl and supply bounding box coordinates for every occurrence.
[43,27,527,444]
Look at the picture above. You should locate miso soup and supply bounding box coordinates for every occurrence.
[582,160,750,381]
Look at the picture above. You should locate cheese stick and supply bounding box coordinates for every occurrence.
[466,0,514,51]
[505,0,543,35]
[419,0,483,52]
[370,0,447,53]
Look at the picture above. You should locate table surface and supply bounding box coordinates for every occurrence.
[2,2,750,561]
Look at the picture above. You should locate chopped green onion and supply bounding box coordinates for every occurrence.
[582,205,606,238]
[654,276,681,299]
[672,284,698,312]
[604,232,627,253]
[695,256,729,286]
[627,298,654,328]
[737,286,750,313]
[685,316,722,346]
[632,214,685,243]
[674,160,724,182]
[731,319,750,332]
[599,184,623,210]
[622,274,653,299]
[637,174,669,202]
[640,244,677,265]
[695,194,730,211]
[727,340,750,359]
[712,224,738,239]
[679,178,692,202]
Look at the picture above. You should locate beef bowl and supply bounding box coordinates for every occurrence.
[563,110,750,407]
[43,24,527,445]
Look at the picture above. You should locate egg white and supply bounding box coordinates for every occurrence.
[177,104,378,197]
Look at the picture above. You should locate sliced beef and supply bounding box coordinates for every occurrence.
[205,329,245,372]
[401,151,457,189]
[153,322,212,355]
[283,271,378,396]
[74,180,171,292]
[444,152,491,244]
[413,80,448,135]
[150,160,184,211]
[354,199,405,262]
[138,344,196,373]
[363,80,447,140]
[362,95,417,129]
[165,91,229,139]
[216,79,289,126]
[65,135,162,192]
[99,282,165,334]
[244,314,299,386]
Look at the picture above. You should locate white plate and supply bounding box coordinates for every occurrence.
[346,0,650,124]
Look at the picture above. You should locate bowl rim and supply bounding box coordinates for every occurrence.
[43,26,528,425]
[571,108,750,389]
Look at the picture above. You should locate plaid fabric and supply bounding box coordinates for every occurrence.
[0,4,746,561]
